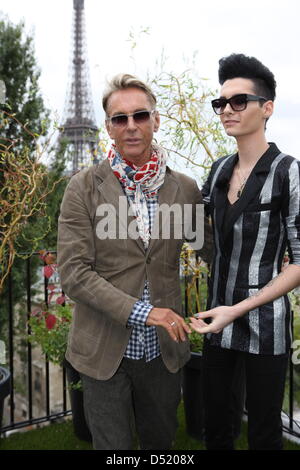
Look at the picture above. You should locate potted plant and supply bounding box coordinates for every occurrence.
[27,251,92,442]
[28,301,92,442]
[28,302,73,367]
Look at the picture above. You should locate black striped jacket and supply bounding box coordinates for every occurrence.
[202,143,300,355]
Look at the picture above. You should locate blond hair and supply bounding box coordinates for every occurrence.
[102,74,157,115]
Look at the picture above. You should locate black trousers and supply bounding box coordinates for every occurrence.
[203,340,289,450]
[80,355,181,450]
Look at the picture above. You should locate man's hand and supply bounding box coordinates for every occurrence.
[189,306,237,334]
[146,307,191,342]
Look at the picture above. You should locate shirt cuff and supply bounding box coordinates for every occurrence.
[127,301,153,327]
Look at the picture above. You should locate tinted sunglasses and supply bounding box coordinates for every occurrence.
[211,93,267,115]
[107,109,156,127]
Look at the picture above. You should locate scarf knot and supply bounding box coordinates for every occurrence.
[107,144,167,247]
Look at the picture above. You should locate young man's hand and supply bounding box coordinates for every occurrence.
[189,306,237,334]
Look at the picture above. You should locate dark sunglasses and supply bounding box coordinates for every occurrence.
[211,93,267,115]
[107,109,156,127]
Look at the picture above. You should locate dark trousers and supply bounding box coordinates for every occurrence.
[203,340,289,450]
[80,355,181,450]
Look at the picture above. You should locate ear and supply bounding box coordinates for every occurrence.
[263,100,274,120]
[153,111,160,133]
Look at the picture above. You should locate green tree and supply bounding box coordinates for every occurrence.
[126,29,235,180]
[0,16,49,149]
[150,67,235,182]
[0,16,54,345]
[16,139,69,255]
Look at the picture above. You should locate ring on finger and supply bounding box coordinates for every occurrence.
[170,321,176,327]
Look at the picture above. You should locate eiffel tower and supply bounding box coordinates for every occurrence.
[59,0,99,173]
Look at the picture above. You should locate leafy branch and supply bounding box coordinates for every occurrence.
[0,110,66,292]
[151,68,235,181]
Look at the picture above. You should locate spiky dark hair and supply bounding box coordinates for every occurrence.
[218,53,276,101]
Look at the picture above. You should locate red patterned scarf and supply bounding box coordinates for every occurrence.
[107,144,167,247]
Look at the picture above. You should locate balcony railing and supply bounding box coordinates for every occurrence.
[1,251,300,441]
[0,251,71,434]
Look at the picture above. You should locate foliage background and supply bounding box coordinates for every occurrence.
[0,18,68,348]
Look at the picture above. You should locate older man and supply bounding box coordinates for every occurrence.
[57,74,211,450]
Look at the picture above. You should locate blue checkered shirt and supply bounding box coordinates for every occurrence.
[124,196,161,362]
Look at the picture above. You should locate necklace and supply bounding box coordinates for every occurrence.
[236,167,250,198]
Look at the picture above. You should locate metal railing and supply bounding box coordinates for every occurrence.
[1,251,300,440]
[0,251,71,434]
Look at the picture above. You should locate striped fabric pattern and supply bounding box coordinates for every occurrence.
[202,143,300,355]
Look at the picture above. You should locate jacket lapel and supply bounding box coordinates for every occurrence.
[220,144,282,241]
[95,160,145,253]
[222,171,265,240]
[95,162,180,254]
[147,168,180,254]
[213,154,238,246]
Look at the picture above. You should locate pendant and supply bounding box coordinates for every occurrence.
[237,181,246,198]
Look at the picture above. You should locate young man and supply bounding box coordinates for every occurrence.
[190,53,300,450]
[57,74,212,450]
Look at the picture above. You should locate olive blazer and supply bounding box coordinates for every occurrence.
[57,159,211,379]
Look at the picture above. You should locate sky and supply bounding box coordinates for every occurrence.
[0,0,300,163]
